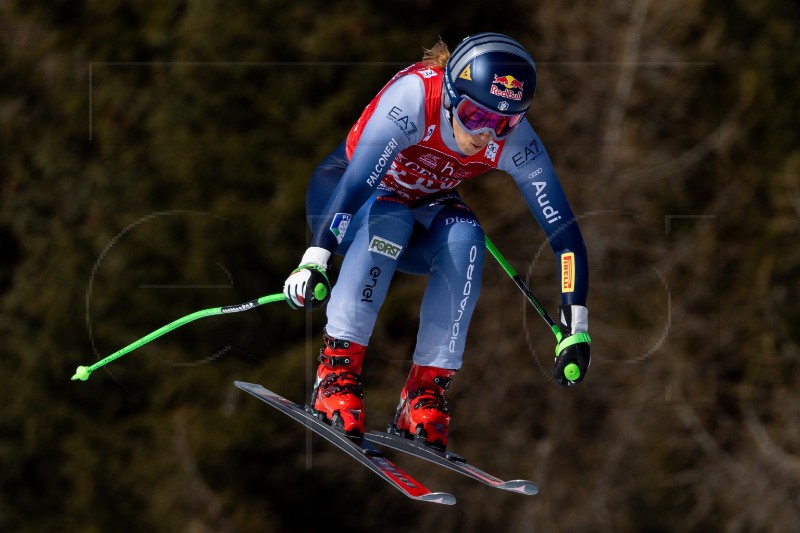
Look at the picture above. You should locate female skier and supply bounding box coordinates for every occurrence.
[283,33,591,450]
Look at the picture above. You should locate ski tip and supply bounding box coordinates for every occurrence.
[419,492,457,505]
[499,480,539,496]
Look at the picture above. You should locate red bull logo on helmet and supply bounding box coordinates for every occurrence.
[490,74,524,101]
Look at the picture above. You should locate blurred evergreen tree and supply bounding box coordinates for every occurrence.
[1,0,798,531]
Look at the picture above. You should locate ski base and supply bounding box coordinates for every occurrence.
[234,381,455,505]
[365,430,539,496]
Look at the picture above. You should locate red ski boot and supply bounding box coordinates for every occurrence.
[310,332,366,437]
[391,364,456,450]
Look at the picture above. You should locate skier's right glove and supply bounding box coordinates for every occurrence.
[553,304,591,386]
[283,247,331,309]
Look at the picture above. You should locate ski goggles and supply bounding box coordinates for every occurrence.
[452,96,526,139]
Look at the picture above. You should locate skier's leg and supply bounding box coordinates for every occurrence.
[324,195,415,345]
[312,195,416,435]
[404,203,486,369]
[392,203,485,449]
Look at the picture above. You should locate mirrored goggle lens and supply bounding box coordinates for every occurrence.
[455,98,525,138]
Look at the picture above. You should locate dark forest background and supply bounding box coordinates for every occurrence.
[2,1,798,531]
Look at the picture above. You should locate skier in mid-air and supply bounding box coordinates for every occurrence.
[283,33,591,450]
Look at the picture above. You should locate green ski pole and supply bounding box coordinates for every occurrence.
[72,293,287,382]
[484,236,582,382]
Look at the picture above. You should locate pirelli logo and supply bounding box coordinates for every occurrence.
[368,236,403,260]
[561,252,575,293]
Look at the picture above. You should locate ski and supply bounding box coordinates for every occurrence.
[365,430,539,496]
[234,381,455,505]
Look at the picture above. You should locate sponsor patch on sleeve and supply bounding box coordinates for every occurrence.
[330,213,352,244]
[561,252,575,293]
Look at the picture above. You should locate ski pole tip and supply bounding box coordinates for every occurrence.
[71,366,91,381]
[563,363,581,382]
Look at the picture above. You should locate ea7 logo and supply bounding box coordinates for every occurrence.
[387,106,418,137]
[368,236,403,260]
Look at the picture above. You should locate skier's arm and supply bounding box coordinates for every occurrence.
[499,121,591,385]
[500,121,588,305]
[309,75,425,254]
[283,75,424,308]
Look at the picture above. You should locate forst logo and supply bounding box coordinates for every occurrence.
[368,236,403,260]
[490,74,524,101]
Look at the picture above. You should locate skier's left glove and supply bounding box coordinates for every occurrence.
[283,247,331,309]
[553,304,591,386]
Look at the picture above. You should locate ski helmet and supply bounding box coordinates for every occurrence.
[444,33,537,137]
